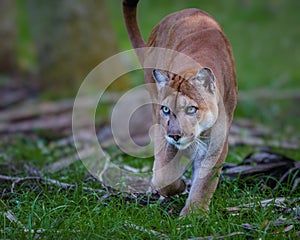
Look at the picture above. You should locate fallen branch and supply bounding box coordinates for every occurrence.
[0,112,72,134]
[226,197,288,212]
[0,94,120,122]
[230,217,297,236]
[0,89,28,109]
[222,149,300,190]
[125,222,169,239]
[188,231,245,240]
[0,174,105,194]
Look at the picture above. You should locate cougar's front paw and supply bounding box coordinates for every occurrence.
[179,201,209,216]
[155,179,186,197]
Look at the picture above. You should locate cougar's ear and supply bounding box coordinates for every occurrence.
[196,67,215,94]
[152,69,169,90]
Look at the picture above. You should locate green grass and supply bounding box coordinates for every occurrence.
[2,177,299,239]
[1,138,299,239]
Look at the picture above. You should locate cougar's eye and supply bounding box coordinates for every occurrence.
[186,106,198,115]
[161,106,170,115]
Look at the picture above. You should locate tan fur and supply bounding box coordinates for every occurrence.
[123,0,237,215]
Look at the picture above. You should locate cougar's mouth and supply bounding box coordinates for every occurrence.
[165,135,194,150]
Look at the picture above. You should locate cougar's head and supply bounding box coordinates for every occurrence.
[152,68,219,150]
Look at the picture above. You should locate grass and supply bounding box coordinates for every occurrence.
[1,138,299,239]
[1,178,299,239]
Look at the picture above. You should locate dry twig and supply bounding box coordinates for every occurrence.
[0,174,105,194]
[188,231,245,240]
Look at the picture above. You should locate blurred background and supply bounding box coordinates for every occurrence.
[0,0,299,139]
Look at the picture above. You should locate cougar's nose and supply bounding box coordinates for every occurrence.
[168,134,181,142]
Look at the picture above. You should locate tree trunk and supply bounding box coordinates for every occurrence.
[0,0,17,74]
[26,0,121,98]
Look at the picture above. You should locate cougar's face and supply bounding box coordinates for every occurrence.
[152,67,219,150]
[159,92,217,150]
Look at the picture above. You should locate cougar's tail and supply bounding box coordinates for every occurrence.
[122,0,146,63]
